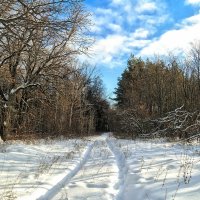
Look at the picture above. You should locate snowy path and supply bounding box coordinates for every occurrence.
[37,141,95,200]
[49,134,126,200]
[106,138,128,200]
[2,135,200,200]
[15,139,95,200]
[17,134,126,200]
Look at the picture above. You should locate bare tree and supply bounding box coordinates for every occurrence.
[186,41,200,110]
[0,0,92,140]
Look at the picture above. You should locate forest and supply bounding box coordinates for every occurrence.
[0,0,200,142]
[111,45,200,140]
[0,0,109,141]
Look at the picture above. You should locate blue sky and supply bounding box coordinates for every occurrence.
[83,0,200,99]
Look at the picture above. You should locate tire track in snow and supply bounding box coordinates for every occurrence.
[36,141,95,200]
[63,135,120,200]
[106,137,128,200]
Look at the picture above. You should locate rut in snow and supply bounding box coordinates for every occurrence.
[37,141,95,200]
[106,137,128,200]
[63,136,120,200]
[25,134,128,200]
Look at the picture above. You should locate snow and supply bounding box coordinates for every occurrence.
[1,134,200,199]
[106,137,128,200]
[37,141,95,200]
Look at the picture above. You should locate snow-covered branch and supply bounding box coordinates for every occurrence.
[10,83,41,95]
[151,106,200,140]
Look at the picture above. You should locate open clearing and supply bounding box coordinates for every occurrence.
[1,134,200,200]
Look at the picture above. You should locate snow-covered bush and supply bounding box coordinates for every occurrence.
[151,106,200,140]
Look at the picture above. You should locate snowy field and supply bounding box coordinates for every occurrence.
[0,134,200,200]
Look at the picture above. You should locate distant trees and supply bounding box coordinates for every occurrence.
[114,54,200,117]
[112,42,200,140]
[0,0,108,141]
[187,41,200,109]
[86,76,110,132]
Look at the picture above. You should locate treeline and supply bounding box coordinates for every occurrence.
[111,42,200,139]
[0,0,109,141]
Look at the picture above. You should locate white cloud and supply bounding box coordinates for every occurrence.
[93,35,127,55]
[90,8,123,34]
[109,0,168,25]
[183,13,200,24]
[129,39,151,48]
[132,28,150,39]
[135,1,157,13]
[138,14,170,25]
[108,23,122,33]
[89,0,169,36]
[90,10,200,67]
[139,13,200,56]
[90,35,128,66]
[88,29,153,68]
[185,0,200,5]
[111,0,129,6]
[85,0,170,68]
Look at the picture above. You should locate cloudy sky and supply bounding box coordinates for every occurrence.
[84,0,200,98]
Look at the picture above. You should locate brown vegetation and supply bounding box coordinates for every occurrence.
[0,0,109,141]
[112,43,200,140]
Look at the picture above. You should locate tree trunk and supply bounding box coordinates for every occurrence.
[69,103,74,129]
[1,104,12,141]
[0,93,17,141]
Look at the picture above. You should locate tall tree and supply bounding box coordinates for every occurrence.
[188,41,200,109]
[0,0,92,140]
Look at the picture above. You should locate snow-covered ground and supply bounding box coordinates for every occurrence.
[0,134,200,200]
